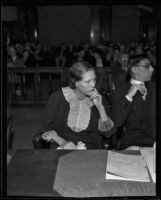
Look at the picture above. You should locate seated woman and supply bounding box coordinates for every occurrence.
[35,61,114,149]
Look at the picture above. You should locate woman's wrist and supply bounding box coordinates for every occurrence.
[44,130,66,146]
[59,139,67,147]
[97,104,105,113]
[97,105,108,121]
[95,103,104,111]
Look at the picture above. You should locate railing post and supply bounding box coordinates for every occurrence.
[22,73,26,98]
[11,74,16,101]
[49,73,53,95]
[61,68,66,87]
[34,72,40,101]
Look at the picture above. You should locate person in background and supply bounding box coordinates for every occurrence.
[7,45,25,97]
[55,43,67,67]
[7,45,24,68]
[110,47,120,65]
[22,49,37,88]
[39,44,53,67]
[129,45,145,65]
[109,51,129,94]
[109,57,155,149]
[23,49,36,68]
[73,49,86,62]
[105,51,113,66]
[34,43,44,67]
[65,43,75,67]
[15,43,24,58]
[109,47,121,78]
[145,48,156,69]
[93,49,109,94]
[84,47,96,66]
[134,45,145,57]
[129,48,135,59]
[34,61,114,149]
[112,52,131,88]
[119,53,130,73]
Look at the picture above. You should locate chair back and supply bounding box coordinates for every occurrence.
[7,115,14,149]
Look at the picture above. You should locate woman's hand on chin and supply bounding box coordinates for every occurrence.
[89,88,103,108]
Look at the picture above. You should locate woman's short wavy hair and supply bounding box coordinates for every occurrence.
[68,61,95,89]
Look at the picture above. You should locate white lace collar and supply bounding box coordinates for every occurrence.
[62,87,94,132]
[62,87,94,107]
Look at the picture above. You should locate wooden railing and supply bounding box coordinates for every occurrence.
[7,67,112,103]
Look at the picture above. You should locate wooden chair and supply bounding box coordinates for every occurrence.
[7,115,14,149]
[32,133,50,149]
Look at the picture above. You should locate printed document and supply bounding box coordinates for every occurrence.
[140,147,156,183]
[106,151,150,182]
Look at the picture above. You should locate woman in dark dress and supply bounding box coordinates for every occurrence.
[37,61,114,149]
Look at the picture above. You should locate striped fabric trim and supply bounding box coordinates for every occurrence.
[98,118,114,131]
[62,87,94,132]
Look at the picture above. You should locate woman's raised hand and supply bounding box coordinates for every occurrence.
[89,88,103,108]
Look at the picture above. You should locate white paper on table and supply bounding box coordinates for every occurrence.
[56,141,86,150]
[140,147,156,183]
[106,151,150,182]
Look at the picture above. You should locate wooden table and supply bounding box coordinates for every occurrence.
[7,149,156,197]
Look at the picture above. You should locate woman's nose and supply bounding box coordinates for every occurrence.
[90,80,95,87]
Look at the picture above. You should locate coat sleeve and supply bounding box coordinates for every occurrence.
[109,86,133,128]
[110,97,132,127]
[143,86,156,140]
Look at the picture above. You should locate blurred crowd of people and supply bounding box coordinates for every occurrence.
[7,37,156,69]
[6,29,156,98]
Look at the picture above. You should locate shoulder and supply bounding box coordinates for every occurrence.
[49,89,64,100]
[146,81,156,97]
[147,81,155,88]
[113,82,130,95]
[45,89,68,109]
[111,82,131,103]
[146,81,155,93]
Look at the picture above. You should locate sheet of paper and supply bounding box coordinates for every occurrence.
[106,151,150,182]
[140,147,156,183]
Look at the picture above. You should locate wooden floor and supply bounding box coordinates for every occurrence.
[8,104,46,149]
[7,77,61,149]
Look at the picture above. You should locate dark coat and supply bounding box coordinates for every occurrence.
[110,81,156,149]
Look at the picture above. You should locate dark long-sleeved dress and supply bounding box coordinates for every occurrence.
[38,87,114,149]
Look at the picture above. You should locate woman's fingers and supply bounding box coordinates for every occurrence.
[76,141,86,149]
[42,131,53,141]
[90,90,100,99]
[90,93,98,100]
